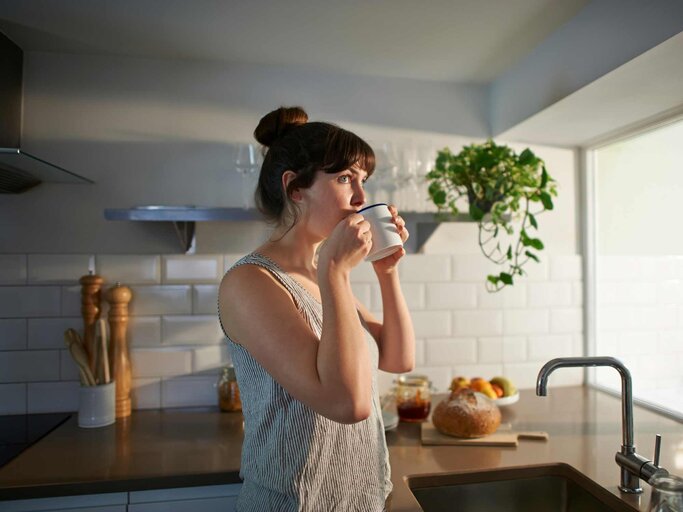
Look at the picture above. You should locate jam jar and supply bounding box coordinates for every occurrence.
[395,374,432,422]
[217,366,242,412]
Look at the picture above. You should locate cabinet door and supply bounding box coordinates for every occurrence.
[0,492,128,512]
[128,483,241,512]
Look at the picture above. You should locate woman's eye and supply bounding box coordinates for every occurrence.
[338,175,351,183]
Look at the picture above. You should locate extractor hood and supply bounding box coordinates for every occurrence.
[0,31,92,193]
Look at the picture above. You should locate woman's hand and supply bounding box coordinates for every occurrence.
[372,205,409,274]
[319,213,372,275]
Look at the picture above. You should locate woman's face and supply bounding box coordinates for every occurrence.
[299,166,369,238]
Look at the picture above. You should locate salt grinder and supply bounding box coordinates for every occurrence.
[79,272,104,374]
[105,282,133,419]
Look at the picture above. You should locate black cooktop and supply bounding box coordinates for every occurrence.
[0,413,71,468]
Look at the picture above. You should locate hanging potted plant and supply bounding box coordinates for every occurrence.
[426,139,558,292]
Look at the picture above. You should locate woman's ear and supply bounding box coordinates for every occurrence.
[282,170,302,202]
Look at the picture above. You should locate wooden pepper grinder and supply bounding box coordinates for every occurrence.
[80,272,104,374]
[105,282,133,419]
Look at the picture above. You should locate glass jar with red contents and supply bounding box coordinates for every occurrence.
[395,374,432,422]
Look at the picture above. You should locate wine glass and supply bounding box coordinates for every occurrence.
[372,142,400,205]
[235,143,262,209]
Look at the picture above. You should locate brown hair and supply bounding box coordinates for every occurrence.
[253,106,375,226]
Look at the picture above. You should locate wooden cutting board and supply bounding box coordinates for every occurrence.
[421,422,549,447]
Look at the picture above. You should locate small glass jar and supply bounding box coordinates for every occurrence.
[647,473,683,512]
[394,374,431,422]
[217,366,242,412]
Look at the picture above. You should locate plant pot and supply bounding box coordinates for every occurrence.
[467,189,503,215]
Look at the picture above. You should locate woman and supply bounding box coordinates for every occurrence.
[218,106,415,511]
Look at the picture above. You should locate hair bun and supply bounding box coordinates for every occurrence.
[254,106,308,147]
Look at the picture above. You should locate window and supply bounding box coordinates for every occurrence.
[588,118,683,419]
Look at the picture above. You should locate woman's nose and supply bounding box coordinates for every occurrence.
[351,182,366,207]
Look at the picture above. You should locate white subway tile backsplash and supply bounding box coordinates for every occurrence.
[131,348,193,378]
[528,282,572,308]
[400,255,451,282]
[523,259,549,282]
[425,338,476,365]
[351,283,372,309]
[28,317,81,349]
[549,255,582,281]
[503,310,549,335]
[619,332,652,356]
[60,285,81,316]
[476,283,527,309]
[598,256,644,281]
[97,255,160,284]
[27,254,91,284]
[452,255,498,283]
[426,283,476,309]
[0,255,27,285]
[451,363,503,382]
[350,261,378,283]
[162,255,223,283]
[162,315,224,345]
[27,381,79,413]
[598,283,657,305]
[527,335,574,361]
[59,349,81,381]
[129,316,162,347]
[193,344,230,373]
[0,319,27,350]
[572,282,583,306]
[0,287,61,318]
[129,286,192,315]
[0,383,27,414]
[132,378,162,409]
[550,308,583,333]
[411,311,451,338]
[659,331,683,353]
[657,280,682,305]
[414,339,425,366]
[411,365,452,393]
[193,285,219,315]
[453,311,503,336]
[161,376,217,408]
[0,350,60,383]
[478,337,527,364]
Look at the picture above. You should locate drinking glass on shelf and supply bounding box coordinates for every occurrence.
[235,143,262,209]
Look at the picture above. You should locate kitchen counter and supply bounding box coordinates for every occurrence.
[0,386,681,511]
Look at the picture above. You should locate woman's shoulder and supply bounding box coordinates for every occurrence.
[219,255,291,306]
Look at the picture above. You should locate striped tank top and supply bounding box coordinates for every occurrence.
[219,253,393,512]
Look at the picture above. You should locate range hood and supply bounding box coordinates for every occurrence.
[0,31,92,193]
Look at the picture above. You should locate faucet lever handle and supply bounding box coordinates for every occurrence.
[654,434,662,467]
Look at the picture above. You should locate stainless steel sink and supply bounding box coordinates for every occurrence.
[406,463,637,512]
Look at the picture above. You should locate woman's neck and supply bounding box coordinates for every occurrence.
[258,224,323,276]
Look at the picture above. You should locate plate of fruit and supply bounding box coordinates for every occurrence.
[449,376,519,406]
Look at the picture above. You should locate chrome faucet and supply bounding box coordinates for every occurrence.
[536,356,667,494]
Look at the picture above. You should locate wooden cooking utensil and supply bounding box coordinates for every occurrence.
[80,272,104,374]
[63,329,97,386]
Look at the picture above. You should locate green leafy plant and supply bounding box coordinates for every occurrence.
[427,139,558,292]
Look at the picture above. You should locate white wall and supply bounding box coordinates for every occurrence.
[1,51,487,253]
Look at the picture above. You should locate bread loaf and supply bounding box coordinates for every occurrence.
[432,389,501,438]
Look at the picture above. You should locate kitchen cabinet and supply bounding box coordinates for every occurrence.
[0,484,242,512]
[128,483,241,512]
[0,491,127,512]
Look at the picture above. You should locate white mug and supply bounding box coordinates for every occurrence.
[358,203,403,262]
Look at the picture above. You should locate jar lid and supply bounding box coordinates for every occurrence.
[397,374,430,386]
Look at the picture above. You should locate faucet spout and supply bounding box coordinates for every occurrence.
[536,356,644,493]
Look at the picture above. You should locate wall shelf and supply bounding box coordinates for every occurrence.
[104,206,477,253]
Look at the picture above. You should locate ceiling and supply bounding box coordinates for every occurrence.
[0,0,589,83]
